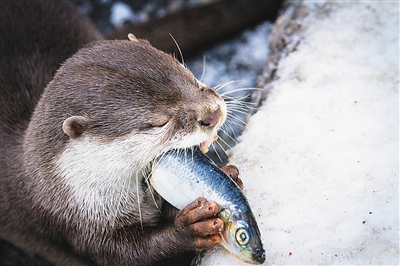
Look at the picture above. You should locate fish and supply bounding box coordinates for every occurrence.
[150,146,265,264]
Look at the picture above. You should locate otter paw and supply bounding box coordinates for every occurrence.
[174,197,223,250]
[220,165,243,190]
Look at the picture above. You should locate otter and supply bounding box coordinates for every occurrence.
[0,1,240,265]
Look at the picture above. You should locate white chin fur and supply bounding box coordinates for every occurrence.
[54,134,165,223]
[55,129,210,191]
[54,115,223,222]
[170,131,211,151]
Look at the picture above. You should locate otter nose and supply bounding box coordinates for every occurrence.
[200,109,221,130]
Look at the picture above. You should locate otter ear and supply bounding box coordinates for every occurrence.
[62,116,90,139]
[128,33,139,42]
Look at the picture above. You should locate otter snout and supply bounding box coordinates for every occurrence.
[200,109,221,130]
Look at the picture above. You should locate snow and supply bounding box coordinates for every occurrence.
[110,2,147,28]
[109,1,202,31]
[201,1,399,265]
[189,21,271,92]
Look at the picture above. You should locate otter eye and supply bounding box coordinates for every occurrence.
[235,228,250,246]
[147,115,171,129]
[153,121,168,128]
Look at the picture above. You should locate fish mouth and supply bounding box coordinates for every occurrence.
[199,131,219,153]
[252,248,266,264]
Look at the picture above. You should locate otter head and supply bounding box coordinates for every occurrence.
[22,35,228,223]
[28,35,226,179]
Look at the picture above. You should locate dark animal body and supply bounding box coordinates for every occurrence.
[1,1,230,265]
[106,0,284,58]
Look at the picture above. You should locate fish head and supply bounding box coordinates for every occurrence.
[219,208,265,264]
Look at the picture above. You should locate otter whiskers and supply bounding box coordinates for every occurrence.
[210,84,260,163]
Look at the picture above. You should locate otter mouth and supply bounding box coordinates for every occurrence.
[199,131,219,153]
[151,131,219,167]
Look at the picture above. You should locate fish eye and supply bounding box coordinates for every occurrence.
[235,228,250,246]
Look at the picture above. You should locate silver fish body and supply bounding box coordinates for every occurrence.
[150,146,265,264]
